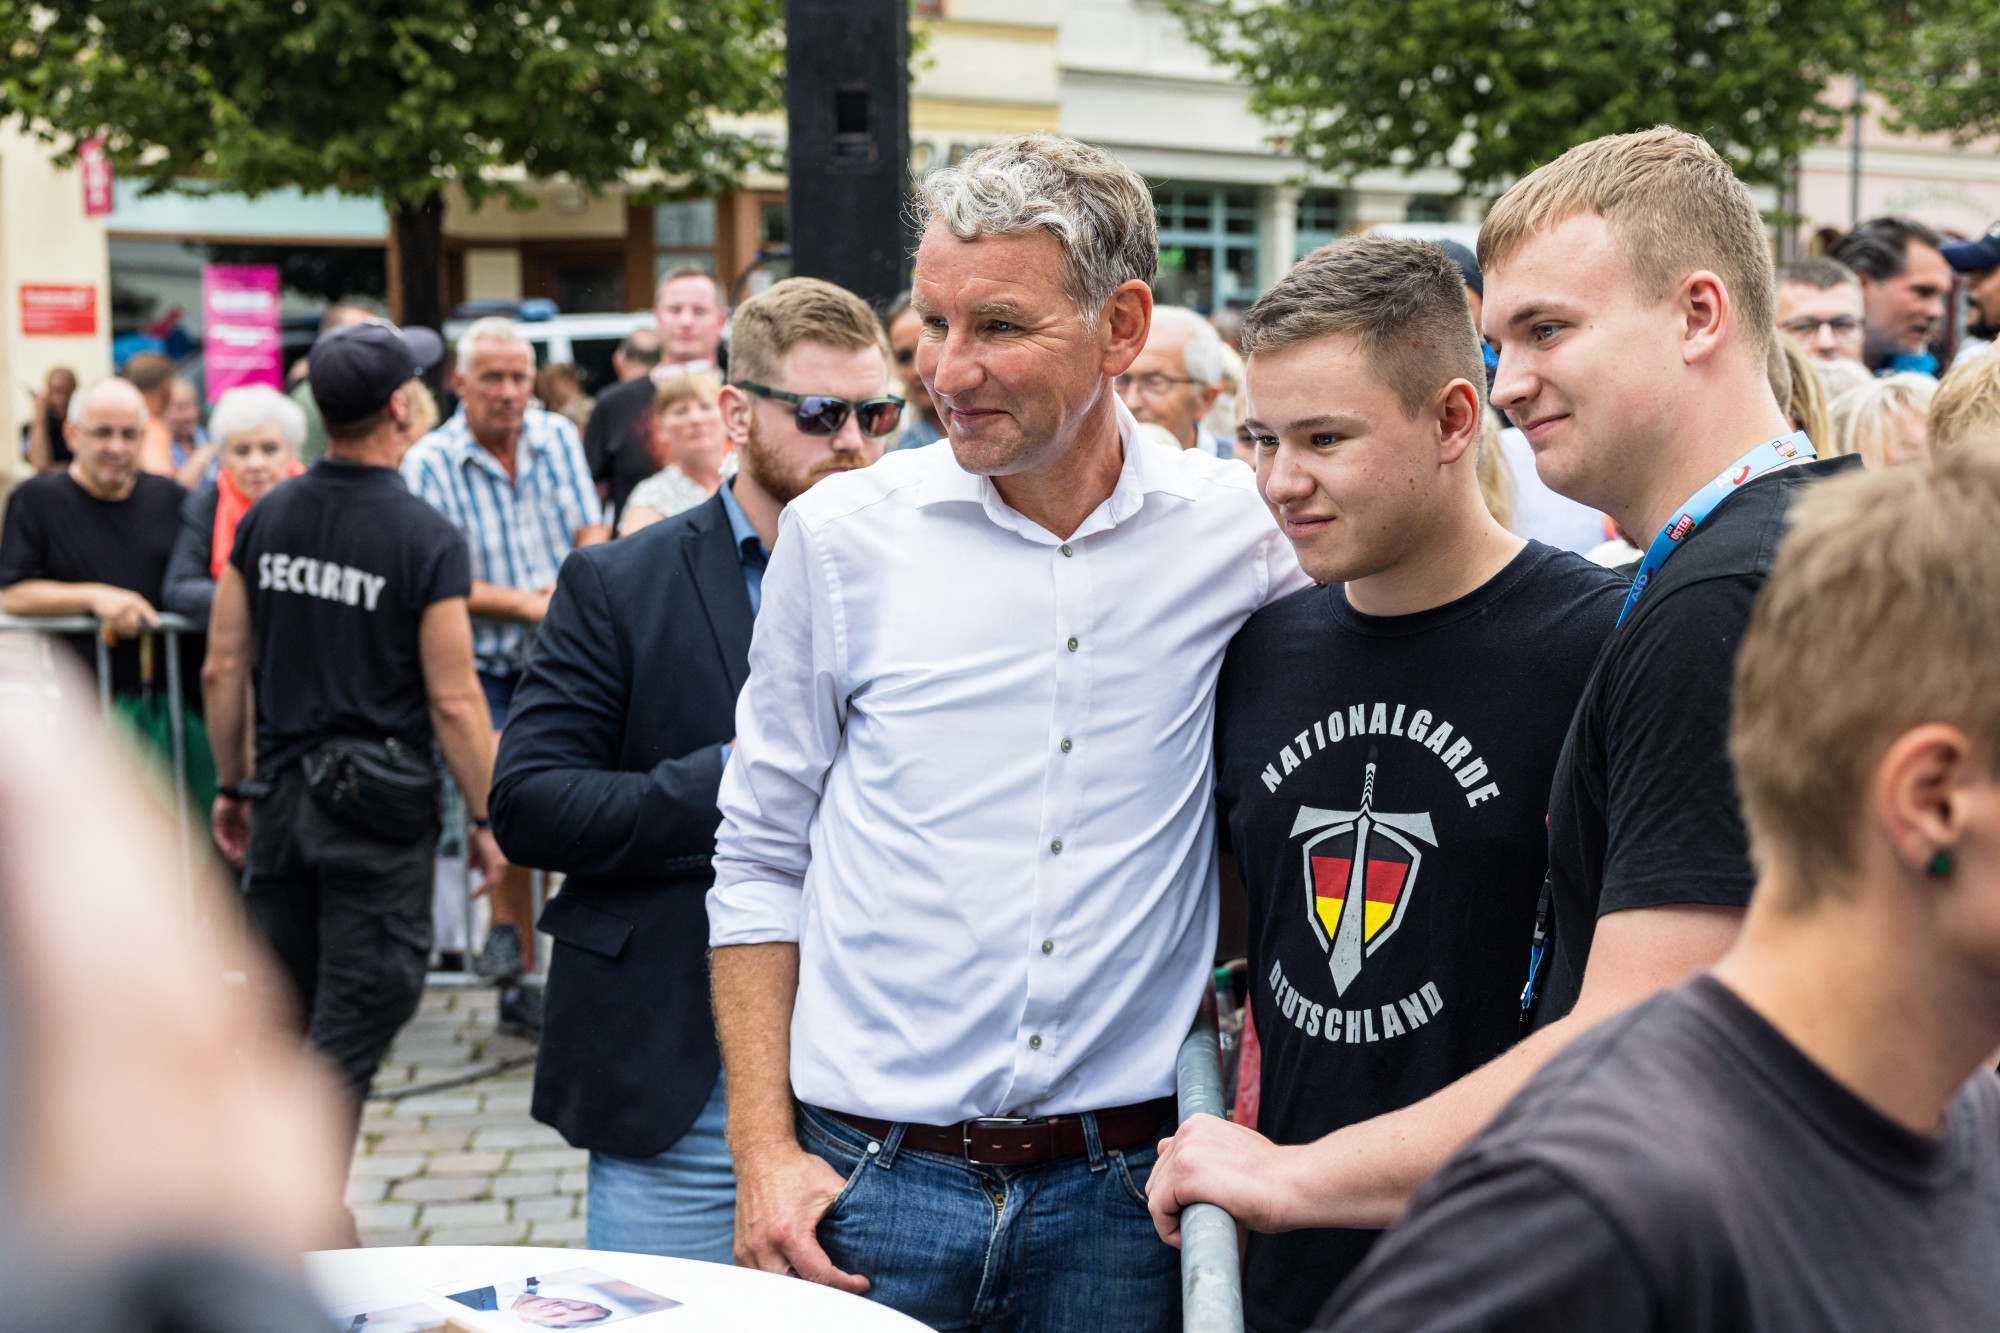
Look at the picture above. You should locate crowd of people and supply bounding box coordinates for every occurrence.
[8,125,2000,1332]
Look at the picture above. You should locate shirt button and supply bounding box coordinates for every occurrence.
[1041,939,1054,954]
[1060,737,1072,753]
[1029,1034,1043,1050]
[1051,838,1064,854]
[1060,544,1073,557]
[1067,637,1079,652]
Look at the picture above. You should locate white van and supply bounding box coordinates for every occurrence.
[442,303,655,396]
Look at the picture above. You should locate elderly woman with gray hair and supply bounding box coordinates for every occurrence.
[163,385,307,625]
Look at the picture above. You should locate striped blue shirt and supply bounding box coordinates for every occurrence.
[401,408,603,677]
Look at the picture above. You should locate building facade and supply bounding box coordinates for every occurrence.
[10,0,2000,456]
[0,121,113,479]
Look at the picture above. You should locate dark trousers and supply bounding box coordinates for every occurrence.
[243,764,435,1103]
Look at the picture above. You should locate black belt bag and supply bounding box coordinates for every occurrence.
[301,737,439,843]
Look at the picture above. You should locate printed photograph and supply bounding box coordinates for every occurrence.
[435,1268,682,1330]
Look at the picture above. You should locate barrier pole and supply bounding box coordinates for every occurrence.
[1176,993,1244,1333]
[94,626,112,717]
[161,625,195,920]
[529,868,549,982]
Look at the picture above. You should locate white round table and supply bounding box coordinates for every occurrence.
[307,1246,930,1333]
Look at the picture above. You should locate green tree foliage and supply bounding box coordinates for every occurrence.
[1875,0,2000,144]
[0,0,784,329]
[1173,0,1887,195]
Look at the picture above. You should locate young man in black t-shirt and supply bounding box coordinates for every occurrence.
[1154,128,1857,1321]
[203,321,504,1134]
[1143,238,1622,1331]
[0,377,198,701]
[1320,448,2000,1333]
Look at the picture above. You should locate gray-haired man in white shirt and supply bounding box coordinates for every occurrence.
[708,134,1308,1331]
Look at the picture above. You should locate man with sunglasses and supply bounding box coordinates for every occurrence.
[709,136,1306,1331]
[1118,305,1230,455]
[490,277,893,1262]
[0,377,200,702]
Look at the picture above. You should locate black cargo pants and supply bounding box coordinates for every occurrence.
[243,763,434,1102]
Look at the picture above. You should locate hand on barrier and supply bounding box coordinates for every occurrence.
[89,587,160,640]
[1147,1111,1294,1247]
[733,1144,872,1295]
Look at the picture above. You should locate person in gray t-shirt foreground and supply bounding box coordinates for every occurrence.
[1318,451,2000,1332]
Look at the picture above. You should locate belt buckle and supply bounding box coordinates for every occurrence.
[963,1115,1046,1166]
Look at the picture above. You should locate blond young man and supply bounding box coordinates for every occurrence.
[1144,237,1624,1333]
[1320,449,2000,1331]
[1143,127,1856,1262]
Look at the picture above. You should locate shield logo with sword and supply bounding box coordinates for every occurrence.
[1291,763,1436,995]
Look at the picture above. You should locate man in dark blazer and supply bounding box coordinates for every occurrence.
[488,275,895,1262]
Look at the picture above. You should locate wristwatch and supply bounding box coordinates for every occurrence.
[217,784,250,801]
[470,816,492,831]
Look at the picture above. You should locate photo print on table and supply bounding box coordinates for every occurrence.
[435,1268,682,1330]
[325,1301,450,1333]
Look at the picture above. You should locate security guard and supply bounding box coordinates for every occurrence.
[203,320,505,1134]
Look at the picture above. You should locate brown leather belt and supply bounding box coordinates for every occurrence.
[822,1098,1175,1167]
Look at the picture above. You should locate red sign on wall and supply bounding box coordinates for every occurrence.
[80,137,113,217]
[20,284,98,336]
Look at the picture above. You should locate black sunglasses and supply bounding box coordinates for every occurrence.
[738,383,905,438]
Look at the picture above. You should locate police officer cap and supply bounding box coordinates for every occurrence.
[310,320,444,427]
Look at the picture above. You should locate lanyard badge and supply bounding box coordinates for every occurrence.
[1616,431,1816,626]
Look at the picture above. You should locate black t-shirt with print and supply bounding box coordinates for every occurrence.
[1531,456,1861,1029]
[230,458,471,777]
[1214,542,1623,1333]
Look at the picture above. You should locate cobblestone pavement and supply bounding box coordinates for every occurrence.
[347,983,585,1247]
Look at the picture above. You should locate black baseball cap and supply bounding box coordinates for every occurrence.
[309,319,444,427]
[1942,222,2000,273]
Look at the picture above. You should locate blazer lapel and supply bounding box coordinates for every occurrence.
[683,493,755,694]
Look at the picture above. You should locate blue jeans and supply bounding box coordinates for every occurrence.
[797,1102,1180,1333]
[586,1071,736,1262]
[477,672,519,731]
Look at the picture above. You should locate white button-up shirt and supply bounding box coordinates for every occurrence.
[709,402,1309,1123]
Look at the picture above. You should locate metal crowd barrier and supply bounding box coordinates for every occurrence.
[0,612,200,917]
[1177,994,1245,1333]
[0,612,547,998]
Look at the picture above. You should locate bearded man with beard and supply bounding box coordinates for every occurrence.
[489,277,895,1261]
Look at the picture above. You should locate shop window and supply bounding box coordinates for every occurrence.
[655,201,717,249]
[1406,195,1450,223]
[1295,190,1347,259]
[1153,184,1261,313]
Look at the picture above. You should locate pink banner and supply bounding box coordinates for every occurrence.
[201,264,281,396]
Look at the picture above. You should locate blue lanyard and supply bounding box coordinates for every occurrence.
[1616,431,1816,625]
